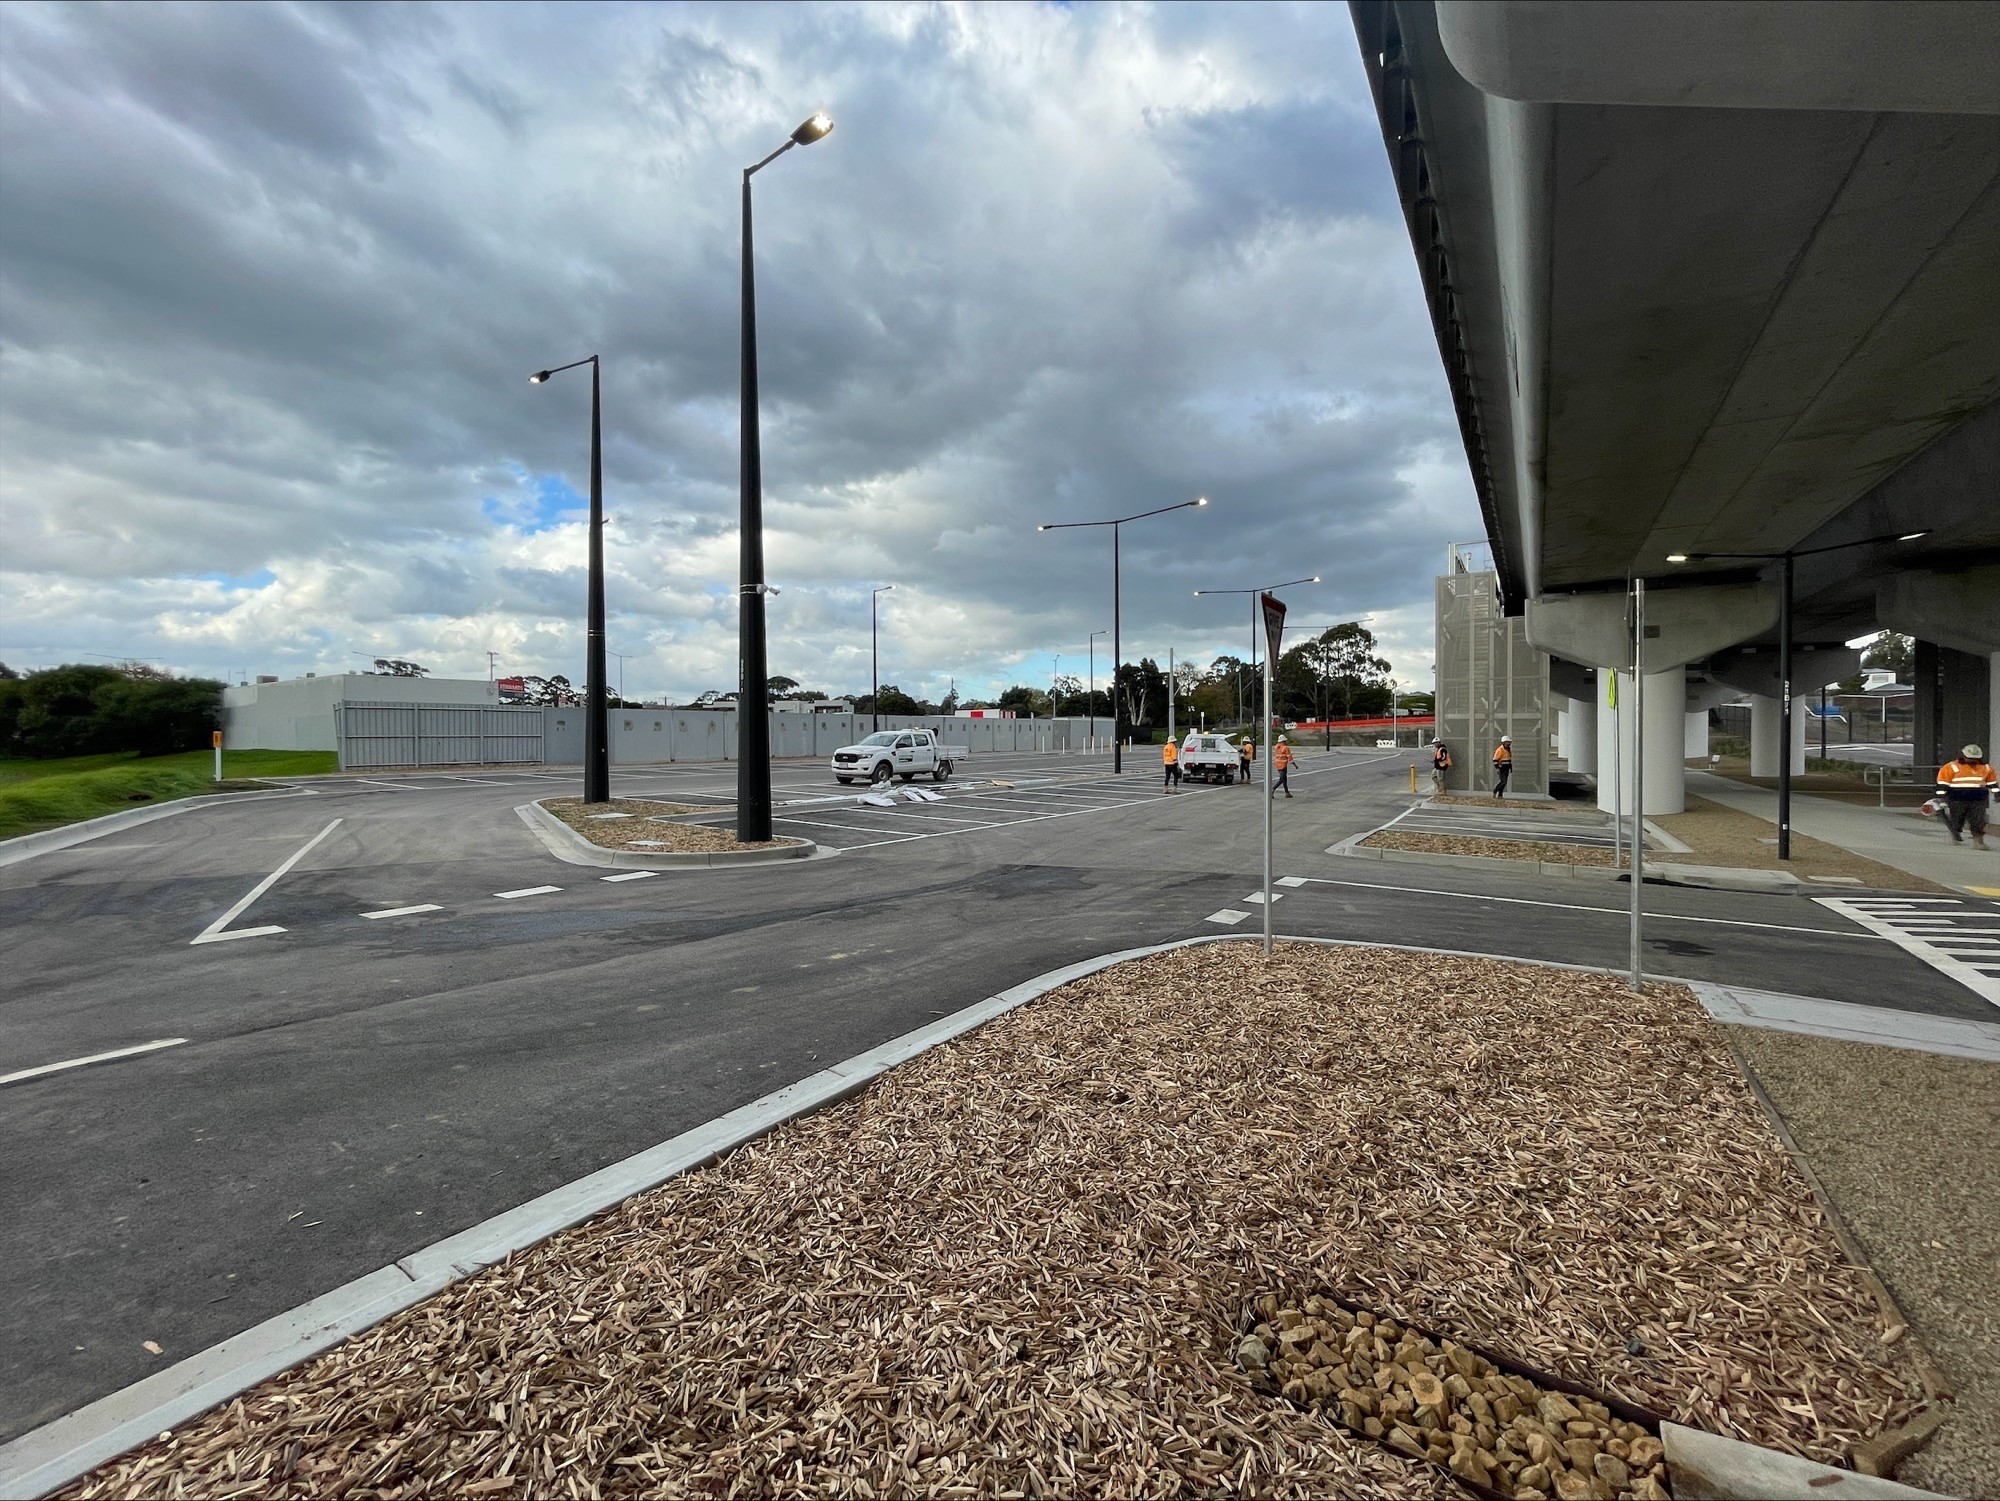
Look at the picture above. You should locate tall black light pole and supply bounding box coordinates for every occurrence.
[1668,528,1927,859]
[870,584,893,731]
[529,356,609,803]
[738,112,834,842]
[1193,577,1320,743]
[1039,497,1208,772]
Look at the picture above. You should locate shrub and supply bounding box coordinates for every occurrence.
[1,663,222,759]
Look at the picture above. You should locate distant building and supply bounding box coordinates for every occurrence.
[223,673,497,751]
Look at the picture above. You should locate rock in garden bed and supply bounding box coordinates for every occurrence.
[1241,1293,1669,1500]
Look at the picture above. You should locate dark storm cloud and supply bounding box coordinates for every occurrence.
[0,1,1474,700]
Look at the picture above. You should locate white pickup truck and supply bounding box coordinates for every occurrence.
[831,729,969,785]
[1177,731,1241,784]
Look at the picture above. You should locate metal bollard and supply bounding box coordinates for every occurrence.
[1408,764,1418,794]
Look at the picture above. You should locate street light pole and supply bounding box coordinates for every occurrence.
[1039,498,1208,773]
[738,111,833,844]
[1667,528,1926,860]
[1193,576,1321,751]
[871,584,893,732]
[528,354,609,803]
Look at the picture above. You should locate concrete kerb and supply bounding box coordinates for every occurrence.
[0,929,1929,1499]
[515,801,821,870]
[0,786,320,870]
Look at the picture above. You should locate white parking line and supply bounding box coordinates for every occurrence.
[494,885,562,899]
[1206,910,1249,926]
[600,871,657,882]
[190,820,343,946]
[1,1038,189,1087]
[360,904,442,920]
[441,776,510,786]
[1285,874,1889,940]
[354,780,423,792]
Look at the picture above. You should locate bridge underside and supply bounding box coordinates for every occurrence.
[1352,0,2000,650]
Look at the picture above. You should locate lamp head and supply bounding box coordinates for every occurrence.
[1666,553,1690,564]
[528,370,551,385]
[1310,576,1321,583]
[791,112,834,145]
[1899,531,1928,542]
[1036,524,1049,532]
[1195,496,1208,506]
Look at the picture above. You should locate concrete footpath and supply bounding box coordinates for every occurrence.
[1688,771,1999,895]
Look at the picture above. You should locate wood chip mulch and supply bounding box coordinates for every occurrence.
[541,798,802,853]
[1430,796,1584,814]
[1363,830,1618,867]
[68,944,1927,1499]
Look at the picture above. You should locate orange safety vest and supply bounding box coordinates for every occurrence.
[1493,743,1513,766]
[1938,759,1997,798]
[1162,741,1178,764]
[1242,740,1256,760]
[1273,742,1294,769]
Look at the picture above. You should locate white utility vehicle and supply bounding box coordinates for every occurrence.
[831,729,969,785]
[1177,732,1240,784]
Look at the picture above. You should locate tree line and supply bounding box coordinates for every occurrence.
[0,662,222,759]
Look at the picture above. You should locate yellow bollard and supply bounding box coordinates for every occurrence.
[1408,764,1418,794]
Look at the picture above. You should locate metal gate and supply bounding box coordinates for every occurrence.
[338,701,545,769]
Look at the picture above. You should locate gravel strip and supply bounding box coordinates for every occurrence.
[541,797,803,854]
[69,945,1928,1498]
[1364,830,1617,867]
[1727,1028,2000,1496]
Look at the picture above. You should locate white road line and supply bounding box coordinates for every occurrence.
[354,780,423,792]
[600,871,657,882]
[1286,875,1890,940]
[441,776,510,786]
[1276,876,1308,888]
[1,1038,189,1087]
[1817,897,2000,1007]
[494,885,562,899]
[1206,910,1249,926]
[1243,892,1283,904]
[190,820,343,946]
[360,904,442,920]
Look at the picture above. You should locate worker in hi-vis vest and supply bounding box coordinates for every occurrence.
[1238,735,1255,786]
[1271,736,1295,799]
[1936,744,1996,848]
[1492,735,1514,798]
[1161,736,1181,794]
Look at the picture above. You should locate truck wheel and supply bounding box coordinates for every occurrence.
[835,776,853,785]
[870,762,893,785]
[933,762,950,781]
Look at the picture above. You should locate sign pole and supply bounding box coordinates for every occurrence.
[212,729,223,784]
[1259,592,1288,957]
[1629,578,1646,993]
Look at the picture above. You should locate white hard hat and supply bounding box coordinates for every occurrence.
[1278,735,1288,743]
[1500,735,1512,743]
[1968,744,1987,759]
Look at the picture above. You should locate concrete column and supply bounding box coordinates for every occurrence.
[1566,690,1596,768]
[1750,694,1808,776]
[1596,666,1687,815]
[1684,711,1708,760]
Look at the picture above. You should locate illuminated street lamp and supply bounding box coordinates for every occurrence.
[738,111,834,842]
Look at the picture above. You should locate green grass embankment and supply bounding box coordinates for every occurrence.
[0,749,338,841]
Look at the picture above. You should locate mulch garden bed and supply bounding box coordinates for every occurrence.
[541,798,802,854]
[1363,830,1618,867]
[68,943,1929,1498]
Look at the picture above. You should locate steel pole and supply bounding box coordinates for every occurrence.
[1088,638,1095,751]
[584,357,610,803]
[871,593,880,733]
[1112,524,1123,774]
[737,171,773,842]
[1262,644,1275,957]
[1778,552,1793,859]
[1629,579,1645,993]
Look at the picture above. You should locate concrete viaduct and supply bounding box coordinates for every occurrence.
[1352,0,2000,811]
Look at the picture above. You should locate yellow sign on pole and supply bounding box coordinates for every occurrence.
[212,730,223,748]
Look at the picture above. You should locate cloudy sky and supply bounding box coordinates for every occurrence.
[0,0,1475,704]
